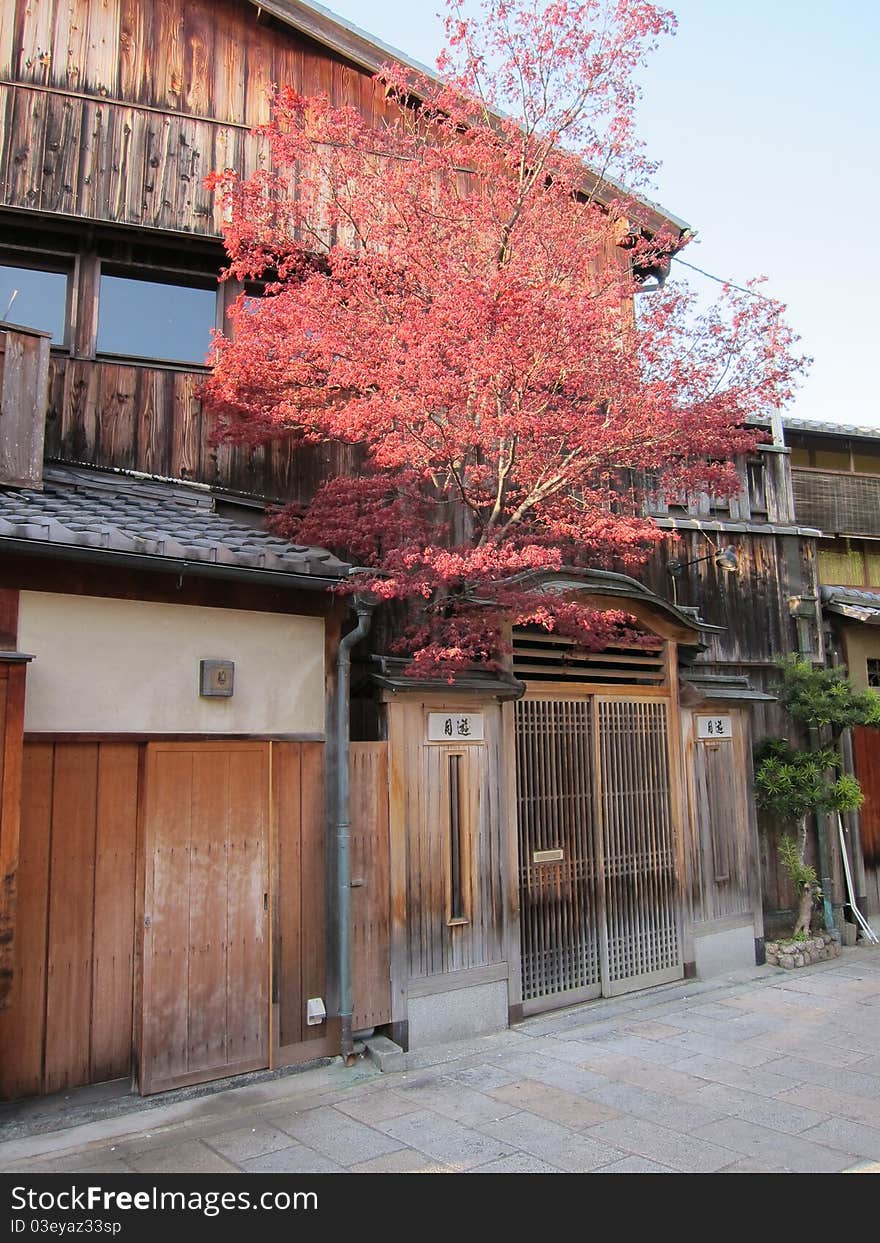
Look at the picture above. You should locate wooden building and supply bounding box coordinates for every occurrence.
[783,418,880,929]
[0,0,837,1099]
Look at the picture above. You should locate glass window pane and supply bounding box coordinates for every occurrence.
[97,274,216,364]
[0,264,67,343]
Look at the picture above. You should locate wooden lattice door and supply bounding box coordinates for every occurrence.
[515,697,682,1011]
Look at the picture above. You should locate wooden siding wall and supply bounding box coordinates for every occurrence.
[387,698,508,1017]
[681,708,762,928]
[639,530,820,673]
[43,355,361,501]
[274,739,390,1054]
[852,727,880,916]
[0,660,27,1010]
[0,0,398,238]
[0,324,51,488]
[1,737,392,1097]
[274,739,330,1056]
[350,742,391,1031]
[0,741,139,1099]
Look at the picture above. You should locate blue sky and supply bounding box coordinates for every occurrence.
[315,0,880,427]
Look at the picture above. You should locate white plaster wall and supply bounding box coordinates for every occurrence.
[18,591,325,735]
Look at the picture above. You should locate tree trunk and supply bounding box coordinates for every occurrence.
[793,881,815,937]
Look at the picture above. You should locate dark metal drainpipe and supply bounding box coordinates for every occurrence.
[336,599,373,1066]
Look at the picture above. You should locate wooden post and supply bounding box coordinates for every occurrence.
[0,588,31,1009]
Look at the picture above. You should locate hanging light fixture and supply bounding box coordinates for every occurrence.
[666,544,739,579]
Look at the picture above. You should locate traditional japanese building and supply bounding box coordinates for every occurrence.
[0,0,841,1099]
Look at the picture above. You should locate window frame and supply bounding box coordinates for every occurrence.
[0,251,76,351]
[94,261,222,370]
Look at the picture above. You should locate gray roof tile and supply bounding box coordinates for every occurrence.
[0,465,350,581]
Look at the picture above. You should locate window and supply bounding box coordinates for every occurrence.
[97,271,217,365]
[0,263,68,344]
[867,659,880,689]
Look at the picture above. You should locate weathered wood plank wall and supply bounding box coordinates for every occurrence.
[0,0,394,238]
[43,356,361,500]
[0,658,27,1011]
[0,324,51,488]
[681,708,762,928]
[386,697,508,1021]
[0,741,139,1099]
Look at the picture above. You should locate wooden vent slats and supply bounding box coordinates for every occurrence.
[512,628,665,685]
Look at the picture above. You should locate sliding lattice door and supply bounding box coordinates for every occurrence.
[596,699,681,996]
[515,697,682,1010]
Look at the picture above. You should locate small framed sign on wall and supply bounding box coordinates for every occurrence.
[427,711,485,742]
[696,714,733,740]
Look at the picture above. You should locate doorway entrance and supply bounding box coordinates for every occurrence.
[515,696,682,1013]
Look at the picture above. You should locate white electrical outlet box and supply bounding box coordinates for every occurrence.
[306,997,326,1026]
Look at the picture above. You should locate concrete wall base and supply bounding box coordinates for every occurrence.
[692,919,756,978]
[407,981,508,1048]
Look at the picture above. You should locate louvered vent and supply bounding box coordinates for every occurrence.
[512,627,665,684]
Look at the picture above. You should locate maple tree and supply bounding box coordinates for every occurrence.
[203,0,805,674]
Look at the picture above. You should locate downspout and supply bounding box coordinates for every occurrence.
[336,596,373,1066]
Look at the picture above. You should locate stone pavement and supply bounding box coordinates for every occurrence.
[2,947,880,1175]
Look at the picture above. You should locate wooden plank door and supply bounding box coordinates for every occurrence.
[595,699,683,996]
[139,742,270,1094]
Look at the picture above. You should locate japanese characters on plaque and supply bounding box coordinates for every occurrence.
[427,712,485,742]
[696,714,733,740]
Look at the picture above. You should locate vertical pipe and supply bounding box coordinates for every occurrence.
[337,600,373,1065]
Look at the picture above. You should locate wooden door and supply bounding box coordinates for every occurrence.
[139,742,270,1094]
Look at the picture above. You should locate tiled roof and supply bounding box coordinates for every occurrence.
[783,417,880,441]
[821,585,880,623]
[0,465,350,581]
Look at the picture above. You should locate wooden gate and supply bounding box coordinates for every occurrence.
[515,696,682,1012]
[139,741,270,1094]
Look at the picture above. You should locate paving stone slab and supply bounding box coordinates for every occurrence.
[204,1123,297,1163]
[758,1057,880,1099]
[391,1079,521,1127]
[481,1111,621,1172]
[671,1053,802,1096]
[333,1090,422,1125]
[488,1080,620,1129]
[575,1053,706,1097]
[775,1084,880,1127]
[468,1153,564,1173]
[349,1149,453,1173]
[128,1140,240,1174]
[584,1116,737,1173]
[373,1110,515,1171]
[273,1107,405,1166]
[800,1117,880,1160]
[593,1155,677,1173]
[242,1144,345,1174]
[658,1029,788,1067]
[692,1118,855,1172]
[684,1082,829,1134]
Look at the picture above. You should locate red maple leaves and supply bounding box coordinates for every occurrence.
[202,0,805,676]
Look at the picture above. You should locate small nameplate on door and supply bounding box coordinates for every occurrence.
[696,715,733,740]
[533,848,564,863]
[427,712,484,742]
